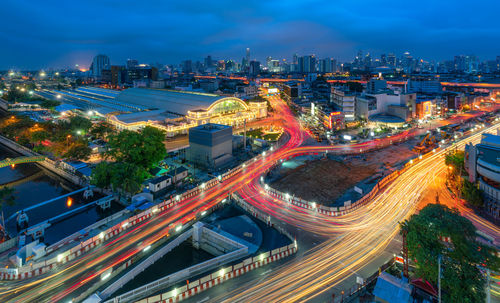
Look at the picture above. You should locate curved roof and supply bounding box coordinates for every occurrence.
[369,114,405,124]
[115,88,232,116]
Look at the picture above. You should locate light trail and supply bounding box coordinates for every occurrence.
[0,93,496,302]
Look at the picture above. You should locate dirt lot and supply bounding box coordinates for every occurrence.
[270,138,419,204]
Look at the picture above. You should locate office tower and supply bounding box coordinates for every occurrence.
[89,54,110,78]
[126,59,138,70]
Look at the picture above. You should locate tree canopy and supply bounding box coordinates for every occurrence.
[445,150,465,177]
[401,204,499,303]
[91,161,146,195]
[106,126,166,169]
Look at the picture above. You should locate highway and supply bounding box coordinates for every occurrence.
[0,94,497,303]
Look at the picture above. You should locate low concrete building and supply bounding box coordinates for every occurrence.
[148,175,172,193]
[188,123,233,170]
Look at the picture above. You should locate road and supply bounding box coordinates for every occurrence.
[0,94,497,303]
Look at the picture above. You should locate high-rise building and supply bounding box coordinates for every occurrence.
[246,48,250,65]
[127,59,138,70]
[182,60,193,73]
[89,54,110,78]
[387,53,396,67]
[319,58,336,73]
[204,56,213,69]
[249,60,260,76]
[298,55,316,73]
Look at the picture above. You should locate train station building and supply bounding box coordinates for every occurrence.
[107,88,267,137]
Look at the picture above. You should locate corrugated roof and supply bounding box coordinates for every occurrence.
[114,88,224,115]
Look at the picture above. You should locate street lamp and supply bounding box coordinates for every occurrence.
[66,134,71,150]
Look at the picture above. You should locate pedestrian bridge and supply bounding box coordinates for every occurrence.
[0,156,46,168]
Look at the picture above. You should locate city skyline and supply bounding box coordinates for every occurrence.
[2,0,500,69]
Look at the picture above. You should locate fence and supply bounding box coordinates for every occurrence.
[100,229,194,300]
[260,147,441,218]
[104,231,248,303]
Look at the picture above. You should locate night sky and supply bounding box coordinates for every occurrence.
[2,0,499,69]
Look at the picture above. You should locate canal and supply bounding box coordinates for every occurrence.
[0,144,122,244]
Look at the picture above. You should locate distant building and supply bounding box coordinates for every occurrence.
[249,61,260,76]
[465,132,500,219]
[331,88,356,121]
[89,54,110,79]
[127,59,138,70]
[366,78,388,94]
[407,78,442,93]
[188,123,233,170]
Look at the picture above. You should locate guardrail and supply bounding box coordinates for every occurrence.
[258,147,442,218]
[100,229,194,300]
[104,231,248,303]
[0,146,253,280]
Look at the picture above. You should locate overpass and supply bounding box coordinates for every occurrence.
[0,156,46,168]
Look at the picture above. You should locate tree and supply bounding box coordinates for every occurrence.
[91,162,146,195]
[445,150,465,176]
[91,162,113,189]
[30,130,50,145]
[64,143,91,161]
[68,116,92,133]
[40,99,61,109]
[401,204,499,303]
[110,163,146,195]
[106,126,166,169]
[90,122,114,140]
[0,187,15,210]
[461,179,483,207]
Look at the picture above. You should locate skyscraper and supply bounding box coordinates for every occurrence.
[89,54,110,78]
[126,59,138,70]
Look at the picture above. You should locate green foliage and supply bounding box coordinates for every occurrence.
[461,179,484,207]
[64,143,91,161]
[0,187,15,210]
[445,150,465,176]
[401,204,499,303]
[40,99,61,109]
[67,116,92,133]
[106,126,166,169]
[91,162,146,195]
[30,130,50,144]
[91,162,114,189]
[89,122,114,140]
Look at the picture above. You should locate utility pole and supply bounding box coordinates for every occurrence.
[402,229,409,278]
[487,269,491,303]
[243,119,247,151]
[438,254,441,303]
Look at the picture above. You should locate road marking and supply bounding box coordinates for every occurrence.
[197,296,210,303]
[260,269,272,276]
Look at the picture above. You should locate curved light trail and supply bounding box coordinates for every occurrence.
[0,94,497,303]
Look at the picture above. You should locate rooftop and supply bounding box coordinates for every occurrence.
[191,123,232,133]
[114,88,226,116]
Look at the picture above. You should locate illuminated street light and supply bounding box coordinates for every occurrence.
[56,94,62,99]
[143,245,151,252]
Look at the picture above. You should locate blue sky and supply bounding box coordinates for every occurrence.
[1,0,499,69]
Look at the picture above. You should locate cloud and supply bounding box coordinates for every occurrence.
[0,0,499,69]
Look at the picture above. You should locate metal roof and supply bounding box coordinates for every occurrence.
[114,88,226,115]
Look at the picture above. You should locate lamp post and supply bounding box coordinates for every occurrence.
[66,134,71,150]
